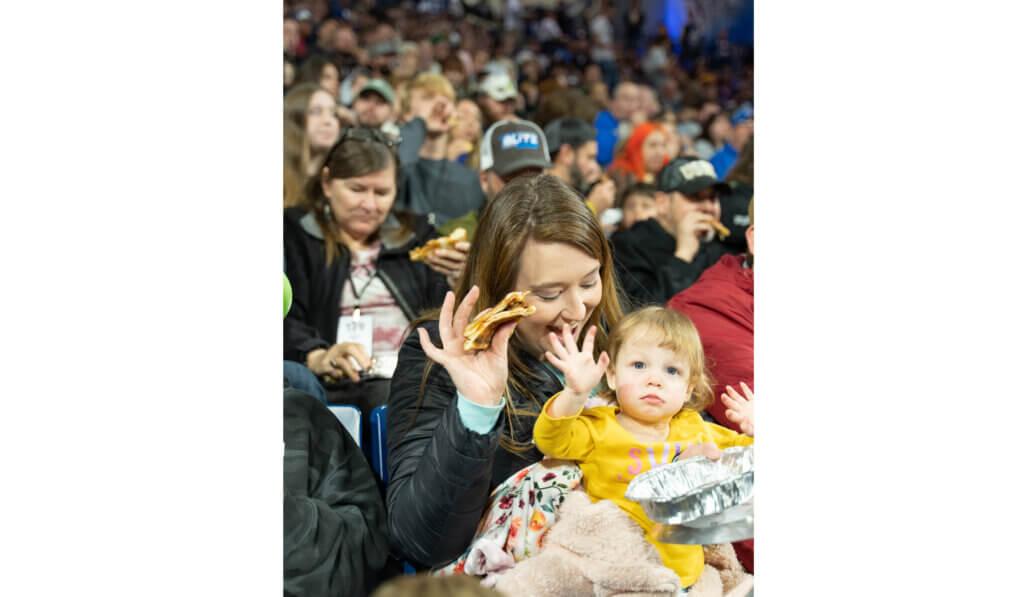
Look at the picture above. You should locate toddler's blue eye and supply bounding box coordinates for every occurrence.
[631,361,646,370]
[666,366,679,375]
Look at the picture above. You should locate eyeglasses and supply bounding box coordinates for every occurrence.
[322,126,402,169]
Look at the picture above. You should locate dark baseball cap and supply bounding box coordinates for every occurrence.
[657,157,731,196]
[543,118,597,158]
[479,120,551,176]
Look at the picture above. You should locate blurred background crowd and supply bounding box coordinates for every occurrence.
[284,0,753,229]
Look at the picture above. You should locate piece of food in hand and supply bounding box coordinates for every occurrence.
[409,228,468,261]
[707,218,731,239]
[463,291,536,351]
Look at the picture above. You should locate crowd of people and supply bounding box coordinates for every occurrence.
[282,1,755,595]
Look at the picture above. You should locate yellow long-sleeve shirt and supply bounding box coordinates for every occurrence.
[533,394,753,587]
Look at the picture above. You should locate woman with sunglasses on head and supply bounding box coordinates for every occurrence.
[284,127,456,427]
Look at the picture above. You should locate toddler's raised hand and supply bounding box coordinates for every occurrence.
[722,382,754,436]
[545,324,610,402]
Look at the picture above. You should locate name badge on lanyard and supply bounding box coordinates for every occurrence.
[339,262,377,357]
[337,308,374,357]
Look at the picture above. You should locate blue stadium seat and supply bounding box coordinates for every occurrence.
[369,405,388,483]
[328,405,362,448]
[367,405,414,574]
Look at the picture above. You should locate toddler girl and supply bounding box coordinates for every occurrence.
[534,306,754,588]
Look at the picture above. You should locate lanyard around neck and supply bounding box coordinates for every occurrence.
[345,255,379,321]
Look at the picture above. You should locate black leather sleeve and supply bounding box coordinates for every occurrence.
[385,322,503,567]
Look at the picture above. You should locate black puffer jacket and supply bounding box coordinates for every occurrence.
[283,389,389,596]
[283,207,450,362]
[385,321,563,568]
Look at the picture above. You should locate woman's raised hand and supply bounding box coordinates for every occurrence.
[417,286,516,407]
[544,324,610,401]
[721,382,754,436]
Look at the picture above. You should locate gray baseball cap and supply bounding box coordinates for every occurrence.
[479,120,551,176]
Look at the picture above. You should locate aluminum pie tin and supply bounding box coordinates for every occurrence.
[625,446,754,526]
[652,504,754,545]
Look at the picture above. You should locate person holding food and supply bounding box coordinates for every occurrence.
[533,305,754,588]
[284,126,460,426]
[385,174,625,570]
[612,157,741,309]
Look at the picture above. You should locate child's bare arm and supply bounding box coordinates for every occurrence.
[544,324,610,418]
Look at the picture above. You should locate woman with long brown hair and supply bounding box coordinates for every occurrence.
[284,82,341,207]
[385,174,624,569]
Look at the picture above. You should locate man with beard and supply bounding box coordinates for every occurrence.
[476,119,550,202]
[352,79,398,133]
[544,117,616,221]
[612,157,739,308]
[437,119,551,238]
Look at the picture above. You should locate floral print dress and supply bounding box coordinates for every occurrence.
[434,459,583,577]
[435,366,609,578]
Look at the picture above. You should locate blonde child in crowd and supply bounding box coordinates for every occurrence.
[534,306,754,589]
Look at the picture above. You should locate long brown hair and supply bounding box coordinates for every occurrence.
[284,83,331,207]
[417,174,625,452]
[299,128,399,265]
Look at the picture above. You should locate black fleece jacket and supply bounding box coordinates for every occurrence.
[283,207,450,363]
[384,321,563,568]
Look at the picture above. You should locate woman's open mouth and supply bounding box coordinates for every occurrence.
[547,322,580,337]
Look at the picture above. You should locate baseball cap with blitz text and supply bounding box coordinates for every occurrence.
[479,120,551,176]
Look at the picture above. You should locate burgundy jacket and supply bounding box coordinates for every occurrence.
[667,253,755,572]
